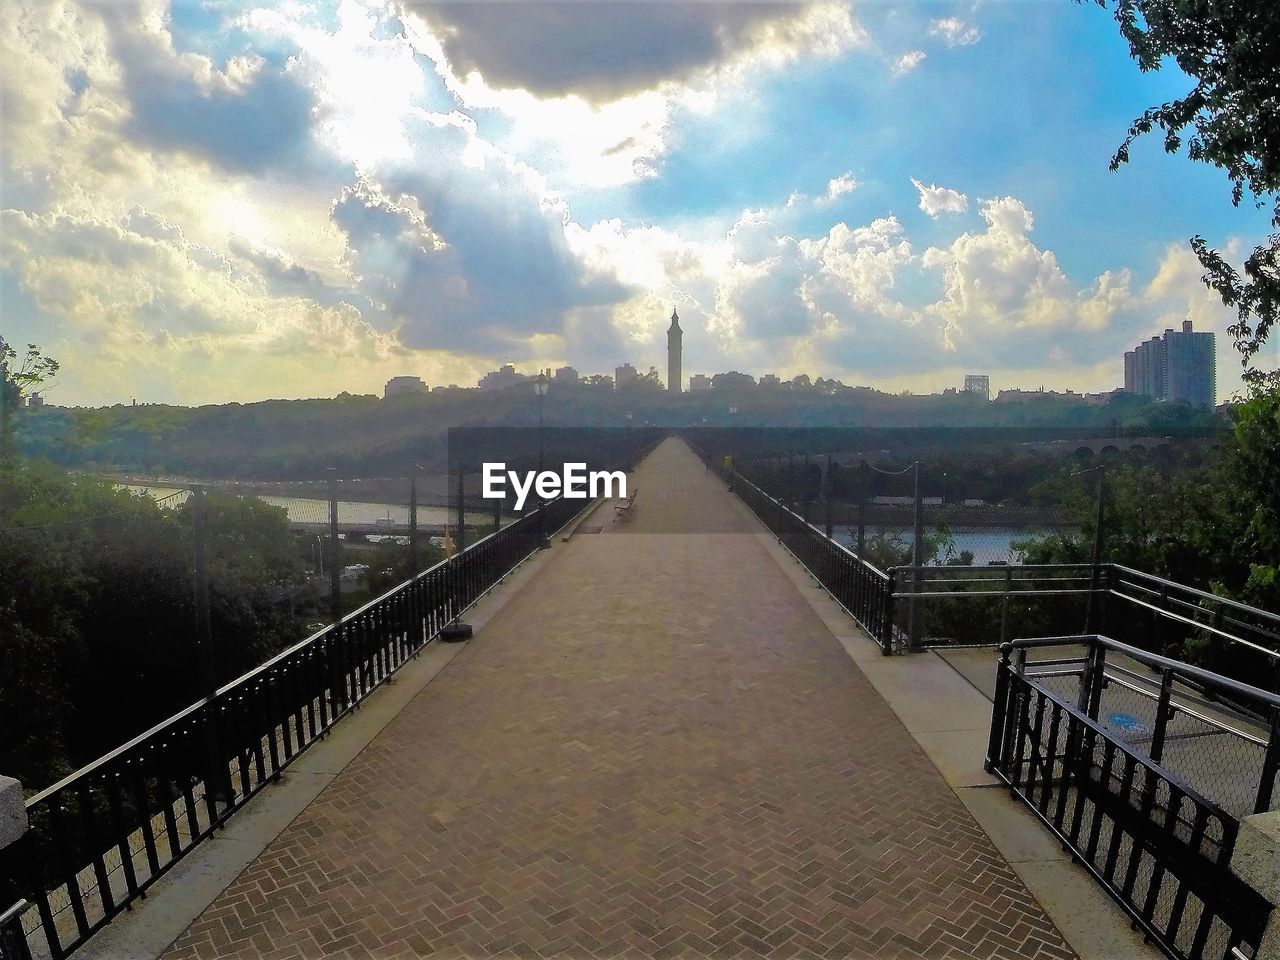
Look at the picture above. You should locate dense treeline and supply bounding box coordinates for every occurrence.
[17,380,1221,480]
[0,466,319,789]
[1019,382,1280,615]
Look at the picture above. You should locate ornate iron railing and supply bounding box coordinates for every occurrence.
[987,636,1279,960]
[0,493,591,960]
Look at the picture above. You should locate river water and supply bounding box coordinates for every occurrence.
[124,485,1057,560]
[122,484,468,530]
[832,525,1059,565]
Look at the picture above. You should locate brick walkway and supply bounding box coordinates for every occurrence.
[164,440,1074,960]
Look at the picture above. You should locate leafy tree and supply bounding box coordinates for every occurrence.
[711,371,756,394]
[1095,0,1280,377]
[1,339,59,465]
[0,464,319,787]
[619,366,664,395]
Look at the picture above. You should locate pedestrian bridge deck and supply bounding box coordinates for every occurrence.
[161,439,1076,960]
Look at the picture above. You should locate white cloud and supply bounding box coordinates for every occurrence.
[929,17,981,47]
[910,178,969,218]
[922,197,1132,353]
[784,172,859,210]
[819,172,859,205]
[892,50,927,76]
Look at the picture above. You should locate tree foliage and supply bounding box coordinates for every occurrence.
[0,465,318,788]
[1096,0,1280,377]
[1018,379,1280,613]
[0,338,59,464]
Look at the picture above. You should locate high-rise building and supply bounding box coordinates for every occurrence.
[1123,320,1215,407]
[384,375,427,398]
[962,375,990,401]
[554,366,579,385]
[1165,321,1216,406]
[689,374,712,393]
[615,363,638,388]
[667,309,682,394]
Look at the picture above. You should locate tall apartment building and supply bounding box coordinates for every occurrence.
[963,375,990,401]
[1123,320,1215,407]
[614,363,638,388]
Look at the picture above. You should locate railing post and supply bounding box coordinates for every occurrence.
[192,486,232,808]
[1086,468,1105,634]
[455,471,468,554]
[824,454,834,540]
[1077,636,1106,721]
[882,569,896,655]
[909,460,923,649]
[986,645,1013,772]
[999,565,1013,646]
[408,466,420,573]
[328,469,348,715]
[1149,667,1175,764]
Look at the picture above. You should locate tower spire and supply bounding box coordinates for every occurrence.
[667,307,682,394]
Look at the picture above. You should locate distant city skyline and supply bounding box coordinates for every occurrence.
[4,0,1278,409]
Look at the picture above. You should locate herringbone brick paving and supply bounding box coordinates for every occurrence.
[164,439,1075,960]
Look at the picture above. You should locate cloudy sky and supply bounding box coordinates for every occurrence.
[3,0,1275,407]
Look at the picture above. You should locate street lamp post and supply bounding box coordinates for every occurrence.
[534,373,551,548]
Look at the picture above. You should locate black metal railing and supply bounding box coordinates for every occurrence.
[885,563,1100,649]
[886,564,1280,695]
[727,469,895,652]
[987,636,1279,960]
[0,903,31,960]
[1105,566,1280,700]
[0,493,591,960]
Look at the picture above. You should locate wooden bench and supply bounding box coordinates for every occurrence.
[613,487,638,520]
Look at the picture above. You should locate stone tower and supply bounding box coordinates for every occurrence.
[667,308,682,394]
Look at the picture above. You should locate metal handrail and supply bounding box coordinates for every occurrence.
[0,903,26,927]
[1009,634,1280,712]
[1112,564,1280,628]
